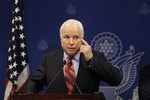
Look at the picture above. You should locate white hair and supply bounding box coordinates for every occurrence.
[59,19,84,35]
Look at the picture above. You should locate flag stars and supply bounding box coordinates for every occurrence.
[8,64,13,70]
[12,28,15,33]
[13,71,18,77]
[15,0,18,4]
[19,25,24,30]
[22,60,27,66]
[13,53,17,59]
[8,47,11,52]
[13,62,17,68]
[12,19,14,24]
[9,71,19,80]
[15,16,20,21]
[12,36,15,41]
[5,0,29,97]
[15,17,18,21]
[18,16,22,21]
[20,33,25,39]
[15,25,18,30]
[20,43,25,48]
[13,45,16,50]
[21,51,26,57]
[14,80,17,85]
[10,74,13,79]
[14,16,22,22]
[8,56,12,61]
[15,7,20,13]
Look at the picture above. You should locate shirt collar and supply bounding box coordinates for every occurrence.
[63,52,80,62]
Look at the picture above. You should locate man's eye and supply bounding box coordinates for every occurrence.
[64,36,70,39]
[73,36,79,39]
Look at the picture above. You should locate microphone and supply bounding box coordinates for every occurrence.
[41,61,66,94]
[73,78,82,94]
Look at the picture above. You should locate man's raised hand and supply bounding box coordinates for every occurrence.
[79,39,93,61]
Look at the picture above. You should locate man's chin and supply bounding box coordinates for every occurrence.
[67,51,77,56]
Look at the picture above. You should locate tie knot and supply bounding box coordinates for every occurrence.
[68,56,73,60]
[67,56,73,67]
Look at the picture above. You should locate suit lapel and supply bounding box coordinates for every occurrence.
[73,54,89,93]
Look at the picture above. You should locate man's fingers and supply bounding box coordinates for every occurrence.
[79,41,93,61]
[81,39,88,46]
[79,45,84,53]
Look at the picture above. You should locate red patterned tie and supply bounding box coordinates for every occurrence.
[64,57,75,94]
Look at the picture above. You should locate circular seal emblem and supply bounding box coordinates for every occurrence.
[91,32,122,61]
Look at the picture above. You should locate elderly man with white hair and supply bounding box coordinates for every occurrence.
[25,19,122,97]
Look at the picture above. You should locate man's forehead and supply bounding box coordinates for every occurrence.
[62,32,82,36]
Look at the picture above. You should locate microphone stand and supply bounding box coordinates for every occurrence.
[41,61,66,94]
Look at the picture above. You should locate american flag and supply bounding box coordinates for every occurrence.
[4,0,29,100]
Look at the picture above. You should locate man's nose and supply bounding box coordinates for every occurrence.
[69,38,74,44]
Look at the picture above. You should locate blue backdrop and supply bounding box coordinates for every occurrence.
[0,0,150,99]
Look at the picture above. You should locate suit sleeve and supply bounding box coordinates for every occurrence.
[138,65,150,100]
[89,51,122,86]
[25,54,47,93]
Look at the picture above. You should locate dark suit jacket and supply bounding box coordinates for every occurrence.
[138,64,150,100]
[25,49,122,94]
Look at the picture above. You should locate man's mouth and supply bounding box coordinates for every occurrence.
[68,48,74,50]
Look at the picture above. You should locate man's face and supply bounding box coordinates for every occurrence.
[60,23,83,56]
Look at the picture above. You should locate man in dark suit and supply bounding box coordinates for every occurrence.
[25,19,122,95]
[138,64,150,100]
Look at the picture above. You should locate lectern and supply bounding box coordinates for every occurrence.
[11,92,105,100]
